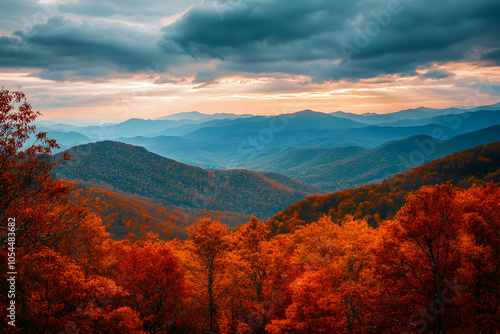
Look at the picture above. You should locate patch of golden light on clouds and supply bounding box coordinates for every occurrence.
[0,72,45,83]
[162,5,196,26]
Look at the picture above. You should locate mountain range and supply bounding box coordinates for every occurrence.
[39,103,500,174]
[330,102,500,124]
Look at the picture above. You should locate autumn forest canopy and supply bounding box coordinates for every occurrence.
[1,87,500,334]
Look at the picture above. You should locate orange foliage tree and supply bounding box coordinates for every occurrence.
[267,217,378,333]
[178,217,230,333]
[0,88,76,249]
[18,246,143,334]
[0,88,89,332]
[221,217,292,333]
[454,183,500,332]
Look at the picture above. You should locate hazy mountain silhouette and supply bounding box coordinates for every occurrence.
[250,125,500,191]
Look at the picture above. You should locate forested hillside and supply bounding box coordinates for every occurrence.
[268,142,500,234]
[67,182,252,240]
[55,141,321,218]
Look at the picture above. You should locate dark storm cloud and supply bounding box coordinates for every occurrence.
[162,0,353,56]
[0,16,182,81]
[0,0,199,31]
[483,48,500,64]
[162,0,500,81]
[0,0,53,33]
[0,0,499,82]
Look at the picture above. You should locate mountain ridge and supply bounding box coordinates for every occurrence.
[54,141,323,219]
[267,141,500,234]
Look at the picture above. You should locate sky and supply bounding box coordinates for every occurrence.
[1,0,500,120]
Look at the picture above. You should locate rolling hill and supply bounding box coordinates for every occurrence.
[117,122,461,170]
[26,130,92,151]
[54,141,322,219]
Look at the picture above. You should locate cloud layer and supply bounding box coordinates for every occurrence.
[1,0,499,83]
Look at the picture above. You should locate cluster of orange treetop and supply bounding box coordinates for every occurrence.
[1,89,499,333]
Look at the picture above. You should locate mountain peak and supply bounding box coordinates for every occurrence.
[293,109,319,115]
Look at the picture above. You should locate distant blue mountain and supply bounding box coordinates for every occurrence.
[39,102,500,175]
[330,102,500,124]
[156,111,254,121]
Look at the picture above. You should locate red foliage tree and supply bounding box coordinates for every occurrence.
[179,217,230,333]
[268,217,377,333]
[111,239,188,333]
[373,183,500,333]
